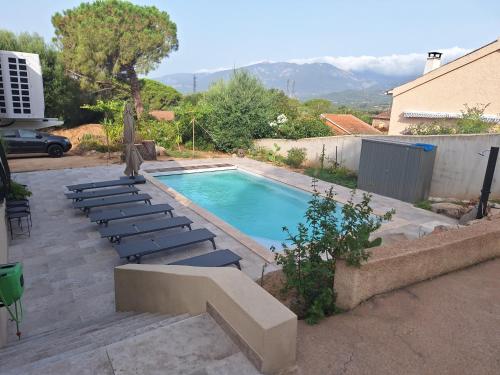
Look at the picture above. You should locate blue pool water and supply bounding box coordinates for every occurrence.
[155,169,342,250]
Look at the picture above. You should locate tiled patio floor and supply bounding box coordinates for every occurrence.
[7,157,456,341]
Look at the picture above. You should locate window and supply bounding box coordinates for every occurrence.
[18,129,37,138]
[1,130,17,138]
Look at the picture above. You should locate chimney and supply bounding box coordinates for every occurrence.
[423,51,442,74]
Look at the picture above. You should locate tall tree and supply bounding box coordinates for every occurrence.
[52,0,178,117]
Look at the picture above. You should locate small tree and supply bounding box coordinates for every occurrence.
[52,0,178,117]
[275,181,394,324]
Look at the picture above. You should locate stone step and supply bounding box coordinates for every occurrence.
[0,313,189,372]
[0,311,144,358]
[106,313,247,375]
[2,314,189,374]
[4,311,135,349]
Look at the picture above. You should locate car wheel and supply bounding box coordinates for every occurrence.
[48,144,64,158]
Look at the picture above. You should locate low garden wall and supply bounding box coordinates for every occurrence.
[334,216,500,310]
[115,264,297,375]
[255,134,500,199]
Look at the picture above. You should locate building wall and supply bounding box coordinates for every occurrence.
[388,49,500,135]
[372,118,389,132]
[255,134,500,199]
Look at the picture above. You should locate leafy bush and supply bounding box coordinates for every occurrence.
[139,79,182,111]
[137,119,181,149]
[275,183,394,323]
[201,70,274,151]
[302,99,335,117]
[285,148,307,168]
[403,104,497,135]
[77,134,123,153]
[271,115,332,139]
[8,181,32,200]
[305,166,358,189]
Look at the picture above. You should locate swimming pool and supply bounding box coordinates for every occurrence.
[155,169,342,250]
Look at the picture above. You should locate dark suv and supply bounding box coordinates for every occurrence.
[1,129,72,157]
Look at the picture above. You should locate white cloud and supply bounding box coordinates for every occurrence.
[287,47,470,76]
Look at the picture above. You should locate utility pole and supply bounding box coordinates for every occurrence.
[193,74,197,93]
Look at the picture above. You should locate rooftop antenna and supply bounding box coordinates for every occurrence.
[291,80,296,98]
[193,74,197,93]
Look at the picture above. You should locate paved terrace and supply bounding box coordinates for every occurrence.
[8,157,456,341]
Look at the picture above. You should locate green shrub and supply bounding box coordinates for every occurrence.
[8,181,32,200]
[403,104,496,135]
[414,200,433,211]
[286,148,307,168]
[201,70,274,152]
[276,116,332,139]
[305,166,358,189]
[77,134,122,153]
[137,119,181,149]
[275,182,394,324]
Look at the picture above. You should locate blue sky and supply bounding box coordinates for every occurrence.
[2,0,499,77]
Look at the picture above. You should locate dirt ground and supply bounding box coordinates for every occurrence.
[293,258,500,375]
[8,151,227,173]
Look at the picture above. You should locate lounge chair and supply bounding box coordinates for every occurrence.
[66,175,146,192]
[114,228,216,263]
[168,249,242,269]
[89,203,174,225]
[73,193,152,214]
[98,216,193,243]
[65,186,140,201]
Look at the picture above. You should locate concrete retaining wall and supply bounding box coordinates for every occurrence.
[334,216,500,310]
[0,203,8,348]
[115,264,297,375]
[255,134,500,199]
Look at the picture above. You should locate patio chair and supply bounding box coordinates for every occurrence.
[89,203,174,225]
[65,186,140,202]
[168,249,242,269]
[73,193,152,214]
[98,216,193,243]
[66,175,146,192]
[114,228,217,263]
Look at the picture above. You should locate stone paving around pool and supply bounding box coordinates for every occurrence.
[8,157,456,341]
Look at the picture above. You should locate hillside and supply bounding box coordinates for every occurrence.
[155,61,416,109]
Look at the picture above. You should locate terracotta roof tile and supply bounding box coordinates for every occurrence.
[372,110,391,120]
[321,114,382,135]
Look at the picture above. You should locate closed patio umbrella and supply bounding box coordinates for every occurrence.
[123,102,143,177]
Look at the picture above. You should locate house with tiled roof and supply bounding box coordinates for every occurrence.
[372,110,390,132]
[320,114,382,135]
[387,37,500,134]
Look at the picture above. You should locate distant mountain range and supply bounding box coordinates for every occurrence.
[154,62,418,109]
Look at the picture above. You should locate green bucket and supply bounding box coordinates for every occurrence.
[0,263,24,307]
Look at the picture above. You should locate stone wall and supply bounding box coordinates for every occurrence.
[255,134,500,199]
[334,216,500,310]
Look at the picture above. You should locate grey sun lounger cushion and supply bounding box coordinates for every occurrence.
[89,203,174,225]
[65,186,140,201]
[114,228,217,263]
[99,216,193,243]
[66,175,146,192]
[73,193,152,213]
[168,249,242,269]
